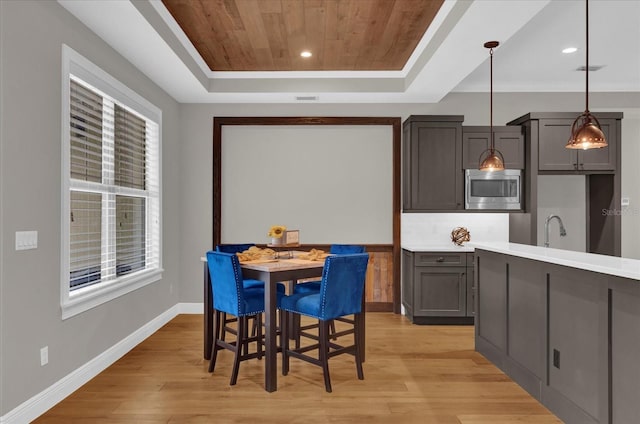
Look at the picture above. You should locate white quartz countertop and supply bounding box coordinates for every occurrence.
[471,242,640,281]
[401,244,475,252]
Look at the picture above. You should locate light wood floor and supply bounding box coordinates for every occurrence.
[34,313,561,424]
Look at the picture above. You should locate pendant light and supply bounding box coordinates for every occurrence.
[566,0,607,150]
[479,41,505,171]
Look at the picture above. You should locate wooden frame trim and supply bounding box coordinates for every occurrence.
[213,116,402,313]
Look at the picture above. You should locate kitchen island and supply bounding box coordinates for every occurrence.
[473,242,640,424]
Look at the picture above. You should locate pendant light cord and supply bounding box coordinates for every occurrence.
[585,0,589,113]
[490,46,494,152]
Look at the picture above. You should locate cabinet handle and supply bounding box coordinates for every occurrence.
[436,257,445,262]
[579,163,584,169]
[573,163,578,170]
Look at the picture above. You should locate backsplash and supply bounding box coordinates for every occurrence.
[401,213,510,246]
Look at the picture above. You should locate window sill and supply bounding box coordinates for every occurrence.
[61,268,164,320]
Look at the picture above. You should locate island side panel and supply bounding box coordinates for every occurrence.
[476,251,507,363]
[610,277,640,424]
[544,264,608,424]
[505,256,546,399]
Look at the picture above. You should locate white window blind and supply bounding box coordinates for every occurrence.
[66,76,160,293]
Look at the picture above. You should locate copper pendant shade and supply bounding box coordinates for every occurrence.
[479,41,505,171]
[567,0,608,150]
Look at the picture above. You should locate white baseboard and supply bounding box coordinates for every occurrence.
[178,302,203,314]
[0,302,204,424]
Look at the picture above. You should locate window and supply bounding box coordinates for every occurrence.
[62,46,162,319]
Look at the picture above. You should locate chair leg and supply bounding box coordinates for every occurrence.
[251,314,259,338]
[354,313,364,380]
[209,310,222,373]
[256,313,263,360]
[319,320,332,393]
[282,311,289,375]
[230,316,246,386]
[220,312,228,341]
[329,320,337,339]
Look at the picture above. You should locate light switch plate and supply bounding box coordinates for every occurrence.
[15,231,38,250]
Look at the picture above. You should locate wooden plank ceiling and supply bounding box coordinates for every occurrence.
[161,0,444,71]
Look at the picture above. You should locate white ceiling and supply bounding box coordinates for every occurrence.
[58,0,640,104]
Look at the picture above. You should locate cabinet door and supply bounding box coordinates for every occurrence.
[462,127,524,169]
[538,119,579,171]
[538,117,616,172]
[495,129,525,169]
[414,266,467,316]
[401,250,414,317]
[577,118,617,171]
[409,122,463,210]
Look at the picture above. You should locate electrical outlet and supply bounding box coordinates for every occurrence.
[553,348,560,369]
[40,346,48,366]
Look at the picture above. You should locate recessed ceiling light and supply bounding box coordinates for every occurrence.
[300,51,312,58]
[562,47,578,54]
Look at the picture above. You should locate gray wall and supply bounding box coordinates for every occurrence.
[537,175,587,251]
[0,1,181,415]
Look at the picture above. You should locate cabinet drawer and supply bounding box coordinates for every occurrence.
[414,252,466,266]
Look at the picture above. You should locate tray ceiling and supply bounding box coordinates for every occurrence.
[162,0,444,72]
[57,0,640,104]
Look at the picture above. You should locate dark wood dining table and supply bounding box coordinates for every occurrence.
[203,254,326,392]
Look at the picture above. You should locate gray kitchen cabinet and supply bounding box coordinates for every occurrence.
[507,112,621,173]
[538,117,617,172]
[402,115,464,211]
[402,249,473,324]
[506,112,622,256]
[401,249,415,319]
[462,126,525,169]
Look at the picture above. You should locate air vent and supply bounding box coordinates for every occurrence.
[575,65,605,72]
[295,95,319,101]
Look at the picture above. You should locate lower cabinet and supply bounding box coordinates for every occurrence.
[402,249,474,324]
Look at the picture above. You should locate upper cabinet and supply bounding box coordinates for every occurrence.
[462,126,525,169]
[403,115,464,211]
[538,117,617,172]
[508,112,621,173]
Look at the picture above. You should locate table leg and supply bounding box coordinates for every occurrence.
[264,278,278,392]
[204,262,213,360]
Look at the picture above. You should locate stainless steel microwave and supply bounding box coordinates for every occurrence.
[465,169,522,210]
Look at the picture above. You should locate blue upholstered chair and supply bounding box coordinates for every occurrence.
[215,244,285,338]
[206,251,284,385]
[280,253,369,392]
[215,244,285,292]
[293,245,366,340]
[215,244,263,290]
[294,244,366,294]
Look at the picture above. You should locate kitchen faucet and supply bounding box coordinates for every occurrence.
[544,214,567,247]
